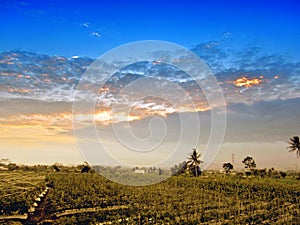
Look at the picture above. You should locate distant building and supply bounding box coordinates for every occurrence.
[134,169,145,174]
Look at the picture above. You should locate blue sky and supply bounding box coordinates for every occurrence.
[1,0,300,58]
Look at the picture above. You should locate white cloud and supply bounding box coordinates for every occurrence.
[90,31,101,38]
[81,22,90,28]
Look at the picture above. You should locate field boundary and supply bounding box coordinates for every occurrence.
[54,205,128,218]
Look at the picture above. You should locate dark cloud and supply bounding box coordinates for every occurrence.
[120,98,300,146]
[52,100,293,172]
[225,97,300,143]
[0,99,72,117]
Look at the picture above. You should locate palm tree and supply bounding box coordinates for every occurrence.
[287,136,300,158]
[187,148,203,177]
[223,162,233,174]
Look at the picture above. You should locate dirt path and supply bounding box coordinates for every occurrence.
[54,205,128,218]
[20,184,128,224]
[0,214,28,224]
[23,188,52,225]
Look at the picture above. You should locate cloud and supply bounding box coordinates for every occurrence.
[4,1,46,18]
[110,97,300,146]
[0,40,300,128]
[90,31,101,37]
[80,21,102,39]
[223,32,232,39]
[4,1,29,10]
[1,39,299,167]
[81,22,90,28]
[224,97,300,143]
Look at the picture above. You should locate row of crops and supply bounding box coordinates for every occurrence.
[45,173,300,224]
[0,171,46,215]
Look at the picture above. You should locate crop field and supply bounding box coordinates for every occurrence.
[0,170,299,224]
[45,173,300,224]
[0,171,46,216]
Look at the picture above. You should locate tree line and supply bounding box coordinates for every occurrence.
[179,135,300,178]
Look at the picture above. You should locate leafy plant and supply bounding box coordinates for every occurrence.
[223,162,234,174]
[287,136,300,157]
[242,156,257,171]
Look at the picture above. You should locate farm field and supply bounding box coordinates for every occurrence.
[0,171,46,217]
[1,170,299,224]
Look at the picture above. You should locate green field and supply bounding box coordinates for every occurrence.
[0,171,46,216]
[1,170,299,224]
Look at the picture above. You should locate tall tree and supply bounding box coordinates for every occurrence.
[242,156,256,171]
[223,162,234,174]
[187,148,203,177]
[287,136,300,158]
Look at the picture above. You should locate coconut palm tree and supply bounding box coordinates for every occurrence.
[287,136,300,158]
[187,148,203,177]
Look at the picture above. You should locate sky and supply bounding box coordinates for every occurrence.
[0,0,300,170]
[1,0,300,58]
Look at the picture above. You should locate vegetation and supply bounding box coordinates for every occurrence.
[42,173,300,224]
[80,162,94,173]
[187,148,202,177]
[0,171,46,215]
[288,136,300,157]
[223,162,234,174]
[0,139,299,224]
[1,167,299,224]
[242,156,257,172]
